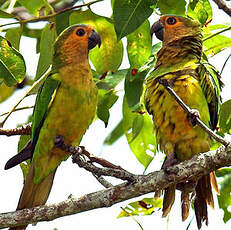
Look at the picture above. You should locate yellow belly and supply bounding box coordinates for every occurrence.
[33,75,97,184]
[146,73,210,161]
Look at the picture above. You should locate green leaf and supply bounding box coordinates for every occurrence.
[0,82,15,103]
[118,197,162,218]
[35,23,56,80]
[70,10,123,75]
[0,10,15,18]
[216,168,231,177]
[97,90,119,127]
[0,36,26,86]
[113,0,155,40]
[187,0,212,25]
[139,42,162,72]
[127,20,152,69]
[123,97,156,168]
[219,100,231,134]
[18,0,51,16]
[96,69,127,90]
[104,119,124,145]
[218,172,231,222]
[56,10,73,35]
[5,27,22,50]
[130,115,144,143]
[125,69,146,108]
[17,115,32,179]
[157,0,186,15]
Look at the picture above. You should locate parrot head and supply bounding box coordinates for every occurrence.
[150,15,201,44]
[53,24,101,69]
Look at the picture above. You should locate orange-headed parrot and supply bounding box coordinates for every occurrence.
[5,24,101,230]
[145,15,222,228]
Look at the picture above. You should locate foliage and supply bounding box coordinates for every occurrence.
[0,0,231,227]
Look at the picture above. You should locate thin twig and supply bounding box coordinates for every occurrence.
[158,79,229,146]
[53,135,138,182]
[0,69,50,127]
[213,0,231,17]
[92,174,113,188]
[203,25,231,42]
[0,123,31,136]
[220,53,231,75]
[0,106,34,117]
[0,0,103,28]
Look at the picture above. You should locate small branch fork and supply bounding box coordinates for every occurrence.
[53,135,138,183]
[158,78,229,147]
[0,123,32,136]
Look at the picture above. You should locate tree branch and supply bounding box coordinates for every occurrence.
[0,123,31,136]
[213,0,231,17]
[1,144,231,229]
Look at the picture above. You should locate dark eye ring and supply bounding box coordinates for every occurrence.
[76,28,86,36]
[166,17,177,25]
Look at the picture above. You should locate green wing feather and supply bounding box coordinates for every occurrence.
[31,73,61,147]
[197,62,223,130]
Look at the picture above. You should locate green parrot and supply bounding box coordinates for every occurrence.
[5,24,101,230]
[145,15,222,229]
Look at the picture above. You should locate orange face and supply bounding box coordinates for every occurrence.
[160,15,184,30]
[71,25,94,41]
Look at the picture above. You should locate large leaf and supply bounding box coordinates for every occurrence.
[18,0,51,17]
[5,27,22,50]
[127,20,152,69]
[219,100,231,134]
[203,34,231,57]
[187,0,212,25]
[113,0,155,40]
[35,23,56,80]
[123,97,156,168]
[157,0,186,15]
[104,119,124,145]
[118,197,162,218]
[0,10,15,18]
[97,89,119,127]
[0,36,26,86]
[0,82,15,103]
[70,10,123,75]
[218,171,231,223]
[124,69,146,108]
[96,69,127,90]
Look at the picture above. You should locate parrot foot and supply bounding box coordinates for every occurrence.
[161,152,178,171]
[187,109,200,126]
[176,180,197,194]
[54,135,65,147]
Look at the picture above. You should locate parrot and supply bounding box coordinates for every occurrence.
[145,15,222,229]
[4,24,101,230]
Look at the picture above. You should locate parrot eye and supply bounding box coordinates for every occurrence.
[166,17,177,25]
[76,28,86,37]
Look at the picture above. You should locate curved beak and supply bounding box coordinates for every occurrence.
[150,20,164,41]
[88,30,101,50]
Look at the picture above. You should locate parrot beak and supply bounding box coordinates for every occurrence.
[150,20,164,41]
[88,30,101,50]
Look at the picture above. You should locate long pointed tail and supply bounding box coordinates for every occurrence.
[9,163,56,230]
[194,174,215,229]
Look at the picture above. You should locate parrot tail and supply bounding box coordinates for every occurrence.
[9,163,56,230]
[162,184,176,218]
[194,174,214,229]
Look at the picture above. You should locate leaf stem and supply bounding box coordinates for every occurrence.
[203,25,231,42]
[0,0,103,28]
[0,69,51,127]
